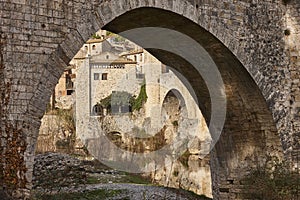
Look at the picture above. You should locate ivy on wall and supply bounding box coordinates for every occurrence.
[131,84,147,112]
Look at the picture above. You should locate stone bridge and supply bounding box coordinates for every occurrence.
[0,0,299,199]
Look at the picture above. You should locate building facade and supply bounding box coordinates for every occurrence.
[74,32,212,197]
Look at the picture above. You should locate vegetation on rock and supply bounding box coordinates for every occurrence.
[91,33,102,39]
[54,108,76,153]
[131,84,148,112]
[241,158,300,199]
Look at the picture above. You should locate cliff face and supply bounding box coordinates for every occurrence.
[36,110,86,157]
[86,93,212,197]
[37,92,212,197]
[146,155,211,197]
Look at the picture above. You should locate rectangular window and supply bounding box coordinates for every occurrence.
[67,90,74,95]
[94,73,99,80]
[102,73,108,80]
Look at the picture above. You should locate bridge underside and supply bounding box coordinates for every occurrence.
[104,8,283,199]
[1,0,299,199]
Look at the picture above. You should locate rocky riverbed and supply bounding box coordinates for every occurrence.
[31,152,211,200]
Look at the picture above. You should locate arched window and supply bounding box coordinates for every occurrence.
[93,104,103,116]
[92,45,96,50]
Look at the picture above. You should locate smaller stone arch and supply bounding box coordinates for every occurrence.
[161,88,210,151]
[161,87,198,120]
[161,89,187,117]
[160,88,213,197]
[161,89,187,138]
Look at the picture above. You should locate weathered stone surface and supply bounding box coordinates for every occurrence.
[33,153,86,191]
[0,0,299,199]
[36,113,86,156]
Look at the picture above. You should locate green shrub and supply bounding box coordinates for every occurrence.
[99,84,148,113]
[91,33,102,39]
[241,158,299,199]
[99,95,111,109]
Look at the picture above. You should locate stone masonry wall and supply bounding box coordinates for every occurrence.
[0,1,101,198]
[284,0,300,169]
[0,0,299,199]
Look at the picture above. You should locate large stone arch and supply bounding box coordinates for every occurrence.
[100,6,284,199]
[1,0,298,199]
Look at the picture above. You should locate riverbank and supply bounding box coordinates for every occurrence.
[30,153,211,200]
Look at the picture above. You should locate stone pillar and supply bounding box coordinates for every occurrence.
[144,57,162,134]
[0,115,41,199]
[76,58,93,142]
[284,0,300,169]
